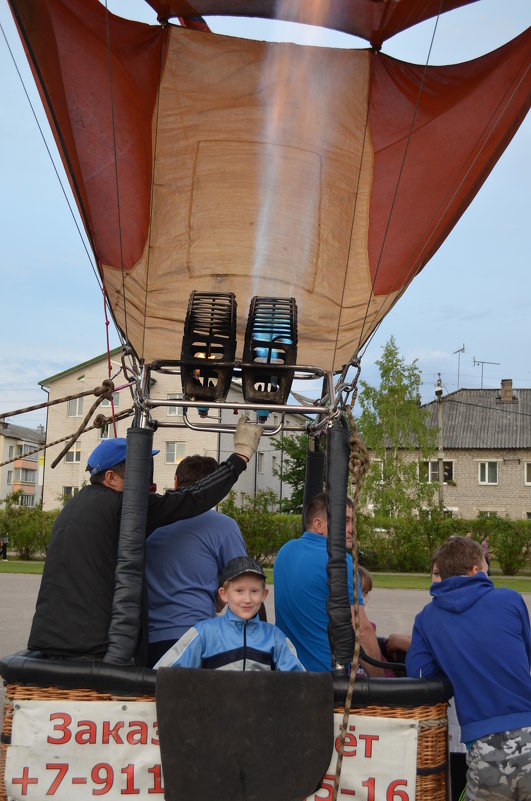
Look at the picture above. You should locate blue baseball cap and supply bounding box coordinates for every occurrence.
[86,438,160,477]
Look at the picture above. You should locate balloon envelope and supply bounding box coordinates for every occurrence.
[7,0,530,371]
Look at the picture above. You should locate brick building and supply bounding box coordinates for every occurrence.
[421,379,531,519]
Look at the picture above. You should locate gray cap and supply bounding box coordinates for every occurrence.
[220,556,265,584]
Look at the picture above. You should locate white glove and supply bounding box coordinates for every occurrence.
[234,413,263,461]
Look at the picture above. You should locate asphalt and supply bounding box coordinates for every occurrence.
[1,573,530,709]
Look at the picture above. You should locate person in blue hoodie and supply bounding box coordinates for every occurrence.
[406,536,531,800]
[154,556,305,672]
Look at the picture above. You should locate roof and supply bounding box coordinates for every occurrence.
[423,388,531,450]
[0,422,46,445]
[39,348,122,387]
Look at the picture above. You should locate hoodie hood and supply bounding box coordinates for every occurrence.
[430,572,494,613]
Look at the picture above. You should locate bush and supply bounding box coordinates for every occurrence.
[1,491,59,560]
[219,490,301,563]
[481,516,531,576]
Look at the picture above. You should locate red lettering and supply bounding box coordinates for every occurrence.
[362,777,375,801]
[48,712,72,744]
[336,732,357,756]
[46,763,69,794]
[102,720,124,744]
[127,721,148,745]
[121,764,140,794]
[386,779,408,800]
[358,734,379,758]
[147,764,164,795]
[151,721,160,746]
[75,720,97,744]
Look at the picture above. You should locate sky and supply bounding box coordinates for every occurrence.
[0,0,529,430]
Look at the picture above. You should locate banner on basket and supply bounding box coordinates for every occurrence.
[305,713,419,801]
[5,700,162,799]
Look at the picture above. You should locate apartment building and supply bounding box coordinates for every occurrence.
[39,349,293,511]
[0,422,45,507]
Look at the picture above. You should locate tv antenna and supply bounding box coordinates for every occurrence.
[473,356,500,389]
[453,344,465,389]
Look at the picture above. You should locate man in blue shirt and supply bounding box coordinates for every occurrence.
[146,455,247,666]
[273,492,384,675]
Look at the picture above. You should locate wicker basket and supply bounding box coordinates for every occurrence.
[2,686,447,801]
[336,702,448,801]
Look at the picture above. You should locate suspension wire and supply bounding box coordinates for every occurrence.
[356,3,445,359]
[104,2,129,348]
[140,22,167,362]
[330,87,371,371]
[0,19,102,291]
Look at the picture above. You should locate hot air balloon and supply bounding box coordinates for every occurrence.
[1,3,529,799]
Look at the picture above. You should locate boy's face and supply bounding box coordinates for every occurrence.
[218,573,268,620]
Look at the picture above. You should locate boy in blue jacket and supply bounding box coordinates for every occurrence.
[155,556,304,672]
[406,536,531,800]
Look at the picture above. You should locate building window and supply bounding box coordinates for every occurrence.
[257,452,264,473]
[100,392,120,407]
[420,460,454,483]
[62,486,79,501]
[67,397,84,417]
[525,463,531,486]
[478,510,498,518]
[479,461,498,485]
[165,441,185,464]
[272,455,278,473]
[526,512,531,520]
[65,443,82,463]
[7,470,12,485]
[8,445,14,460]
[100,424,117,440]
[21,494,35,507]
[167,394,184,416]
[14,468,37,484]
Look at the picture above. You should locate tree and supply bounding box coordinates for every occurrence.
[356,336,437,517]
[271,432,308,514]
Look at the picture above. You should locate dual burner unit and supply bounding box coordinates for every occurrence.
[180,292,298,406]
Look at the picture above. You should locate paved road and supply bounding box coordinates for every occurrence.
[1,573,530,708]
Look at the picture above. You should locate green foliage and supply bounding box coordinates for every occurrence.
[480,515,531,576]
[356,336,437,517]
[357,512,469,573]
[219,490,300,563]
[1,491,59,560]
[270,432,309,514]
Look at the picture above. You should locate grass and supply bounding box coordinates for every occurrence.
[3,561,531,593]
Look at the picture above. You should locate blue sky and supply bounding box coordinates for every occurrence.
[0,0,529,429]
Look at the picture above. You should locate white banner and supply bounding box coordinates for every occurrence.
[5,700,163,800]
[5,701,419,801]
[305,713,419,801]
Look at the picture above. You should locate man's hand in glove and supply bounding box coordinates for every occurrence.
[233,413,263,462]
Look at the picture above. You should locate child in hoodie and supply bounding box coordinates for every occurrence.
[154,556,304,672]
[406,536,531,800]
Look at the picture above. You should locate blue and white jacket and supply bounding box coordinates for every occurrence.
[154,607,305,671]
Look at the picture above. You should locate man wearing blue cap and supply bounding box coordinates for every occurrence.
[28,416,262,662]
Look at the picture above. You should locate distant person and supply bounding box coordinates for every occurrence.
[273,491,384,675]
[146,455,248,667]
[28,416,262,662]
[1,534,7,561]
[481,534,491,575]
[155,557,304,671]
[406,536,531,800]
[465,531,472,539]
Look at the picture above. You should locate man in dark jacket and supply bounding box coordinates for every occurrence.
[28,416,262,661]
